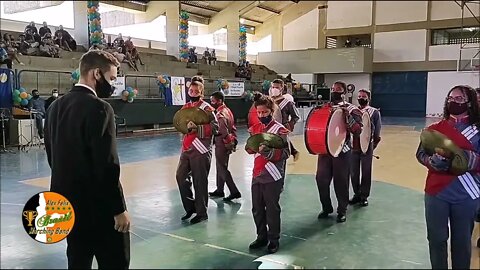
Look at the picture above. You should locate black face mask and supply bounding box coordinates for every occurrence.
[358,98,369,106]
[331,92,343,102]
[259,115,272,125]
[33,94,39,99]
[190,96,200,102]
[447,102,468,115]
[211,103,220,109]
[95,72,115,98]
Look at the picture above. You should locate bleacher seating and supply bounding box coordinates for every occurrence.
[13,45,279,96]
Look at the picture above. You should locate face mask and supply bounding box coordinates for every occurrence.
[447,101,468,115]
[95,72,115,98]
[331,92,343,102]
[259,115,272,125]
[358,98,368,106]
[270,87,281,97]
[52,93,58,98]
[33,93,39,99]
[211,103,220,109]
[190,96,200,102]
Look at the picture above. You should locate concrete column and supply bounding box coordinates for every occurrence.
[73,1,89,48]
[317,7,327,49]
[165,2,180,59]
[227,19,239,63]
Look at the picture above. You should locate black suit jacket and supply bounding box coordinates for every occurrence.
[45,86,126,234]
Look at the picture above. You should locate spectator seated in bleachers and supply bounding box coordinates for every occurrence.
[203,47,211,64]
[188,47,197,63]
[39,33,60,58]
[0,40,23,69]
[17,34,37,56]
[24,28,40,49]
[113,33,125,53]
[39,21,52,38]
[209,49,216,65]
[54,25,76,51]
[125,36,144,67]
[25,21,38,36]
[235,61,252,80]
[113,46,138,71]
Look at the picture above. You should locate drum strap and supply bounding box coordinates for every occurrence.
[342,143,350,153]
[279,99,289,110]
[460,124,479,141]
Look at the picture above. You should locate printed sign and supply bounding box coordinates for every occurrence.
[224,82,244,97]
[171,76,186,105]
[111,76,126,96]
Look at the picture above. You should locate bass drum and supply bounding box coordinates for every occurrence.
[304,104,347,157]
[359,111,372,153]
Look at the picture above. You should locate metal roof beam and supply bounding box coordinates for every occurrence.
[256,5,281,15]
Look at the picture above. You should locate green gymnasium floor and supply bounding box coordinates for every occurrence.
[1,118,478,269]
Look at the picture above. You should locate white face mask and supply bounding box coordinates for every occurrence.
[270,87,281,97]
[53,93,58,98]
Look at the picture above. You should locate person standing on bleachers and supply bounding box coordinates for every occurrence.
[28,89,46,139]
[25,21,38,36]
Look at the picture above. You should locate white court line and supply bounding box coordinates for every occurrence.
[132,224,304,269]
[400,259,422,265]
[281,234,307,241]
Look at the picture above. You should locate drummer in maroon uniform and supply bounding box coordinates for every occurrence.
[315,81,363,222]
[349,89,382,207]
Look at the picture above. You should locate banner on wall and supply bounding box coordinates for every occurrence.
[171,76,186,105]
[111,76,125,96]
[224,81,244,96]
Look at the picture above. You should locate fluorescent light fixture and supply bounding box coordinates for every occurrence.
[240,18,246,23]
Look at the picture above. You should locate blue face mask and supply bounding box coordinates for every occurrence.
[259,115,272,125]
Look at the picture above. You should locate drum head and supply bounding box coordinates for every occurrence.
[360,112,372,153]
[327,109,347,157]
[304,106,329,155]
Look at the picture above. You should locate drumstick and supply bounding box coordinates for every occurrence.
[373,155,380,159]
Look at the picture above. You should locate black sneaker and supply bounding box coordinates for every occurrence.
[317,209,333,219]
[349,196,361,205]
[190,215,208,224]
[249,238,268,249]
[360,199,369,207]
[267,241,279,254]
[336,214,346,223]
[181,211,195,220]
[209,190,225,198]
[223,192,241,202]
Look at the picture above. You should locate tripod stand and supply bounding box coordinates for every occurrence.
[25,110,43,152]
[0,108,14,153]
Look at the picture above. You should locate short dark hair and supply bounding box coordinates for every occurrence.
[333,81,347,93]
[254,93,275,111]
[32,89,39,94]
[52,88,58,93]
[358,89,371,99]
[79,50,119,77]
[211,91,224,101]
[272,79,284,86]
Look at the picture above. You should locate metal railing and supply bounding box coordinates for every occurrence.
[17,69,72,94]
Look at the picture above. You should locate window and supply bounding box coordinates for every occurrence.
[326,37,337,49]
[431,27,480,45]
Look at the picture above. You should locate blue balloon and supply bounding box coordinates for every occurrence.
[21,99,28,106]
[19,87,26,93]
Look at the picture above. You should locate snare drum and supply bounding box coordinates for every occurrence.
[359,111,372,153]
[304,104,347,157]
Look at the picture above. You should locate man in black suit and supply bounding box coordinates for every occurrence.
[44,50,130,269]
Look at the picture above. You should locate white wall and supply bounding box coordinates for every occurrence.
[326,1,372,29]
[373,30,427,62]
[426,71,480,117]
[431,1,480,21]
[324,73,372,106]
[375,1,427,25]
[282,8,318,51]
[429,44,480,61]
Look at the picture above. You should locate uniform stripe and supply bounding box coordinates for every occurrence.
[342,144,350,153]
[267,123,281,134]
[199,102,209,110]
[279,99,289,110]
[192,138,209,154]
[265,162,282,181]
[458,173,480,199]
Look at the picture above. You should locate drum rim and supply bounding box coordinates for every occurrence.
[360,112,372,153]
[327,108,346,157]
[304,105,324,155]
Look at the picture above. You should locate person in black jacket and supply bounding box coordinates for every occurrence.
[45,89,58,111]
[44,50,130,269]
